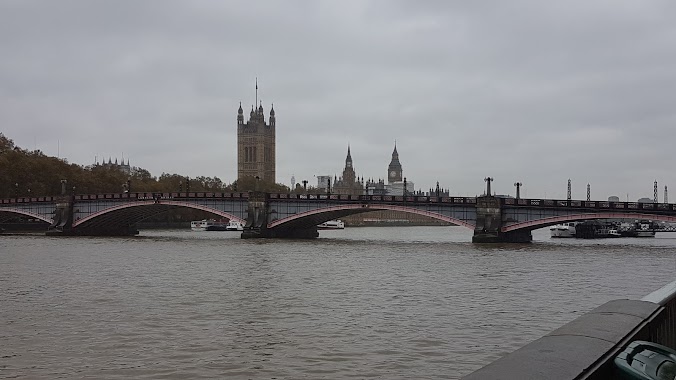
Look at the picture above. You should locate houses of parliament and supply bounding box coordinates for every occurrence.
[237,80,276,184]
[235,83,449,224]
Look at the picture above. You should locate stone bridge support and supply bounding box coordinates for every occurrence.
[46,195,139,236]
[46,195,74,235]
[241,192,318,239]
[472,196,532,243]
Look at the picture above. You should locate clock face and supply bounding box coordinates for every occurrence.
[390,171,397,177]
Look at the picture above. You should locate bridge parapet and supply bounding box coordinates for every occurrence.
[461,279,676,379]
[0,197,57,224]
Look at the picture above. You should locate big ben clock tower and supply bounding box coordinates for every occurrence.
[387,143,403,184]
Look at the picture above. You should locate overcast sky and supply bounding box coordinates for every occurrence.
[2,0,675,200]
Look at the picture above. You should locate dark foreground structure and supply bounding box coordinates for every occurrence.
[461,279,676,379]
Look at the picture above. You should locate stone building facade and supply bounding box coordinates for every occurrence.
[95,157,131,175]
[332,146,364,195]
[237,89,276,183]
[387,144,403,184]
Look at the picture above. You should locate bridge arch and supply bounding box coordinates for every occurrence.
[0,208,52,224]
[268,203,475,230]
[73,200,245,229]
[503,213,676,232]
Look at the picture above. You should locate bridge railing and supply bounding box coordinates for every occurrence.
[5,192,676,214]
[0,192,256,203]
[503,197,676,212]
[0,196,58,204]
[71,192,252,201]
[268,193,478,204]
[461,279,676,379]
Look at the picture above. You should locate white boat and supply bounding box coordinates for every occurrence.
[635,220,656,237]
[190,219,229,231]
[608,229,622,238]
[225,220,244,231]
[550,222,577,238]
[318,220,345,229]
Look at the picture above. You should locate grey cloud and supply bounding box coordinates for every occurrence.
[1,0,675,200]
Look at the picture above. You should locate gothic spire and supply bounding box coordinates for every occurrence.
[345,145,353,169]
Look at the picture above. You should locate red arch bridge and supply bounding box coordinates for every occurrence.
[2,191,676,242]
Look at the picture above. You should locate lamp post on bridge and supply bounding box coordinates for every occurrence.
[403,177,408,196]
[327,177,331,195]
[484,177,493,196]
[178,180,182,193]
[302,180,308,192]
[127,177,131,198]
[514,182,522,200]
[61,179,67,195]
[14,182,18,200]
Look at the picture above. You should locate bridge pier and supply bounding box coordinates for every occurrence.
[472,196,532,243]
[241,192,319,239]
[46,194,139,236]
[46,195,74,236]
[243,226,319,239]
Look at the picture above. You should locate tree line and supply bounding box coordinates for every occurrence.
[0,133,290,198]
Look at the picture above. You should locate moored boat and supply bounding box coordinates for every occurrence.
[190,219,229,231]
[550,222,577,238]
[608,228,622,238]
[318,220,345,229]
[619,220,657,237]
[225,220,244,231]
[635,220,657,237]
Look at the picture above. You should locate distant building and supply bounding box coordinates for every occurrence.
[638,197,653,203]
[237,80,276,183]
[387,143,403,184]
[335,143,449,226]
[608,195,620,202]
[333,146,364,195]
[95,157,131,175]
[387,181,414,196]
[316,175,331,191]
[365,179,387,195]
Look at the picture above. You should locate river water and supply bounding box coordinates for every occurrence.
[1,227,676,379]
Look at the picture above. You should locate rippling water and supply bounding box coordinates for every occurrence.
[2,227,676,379]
